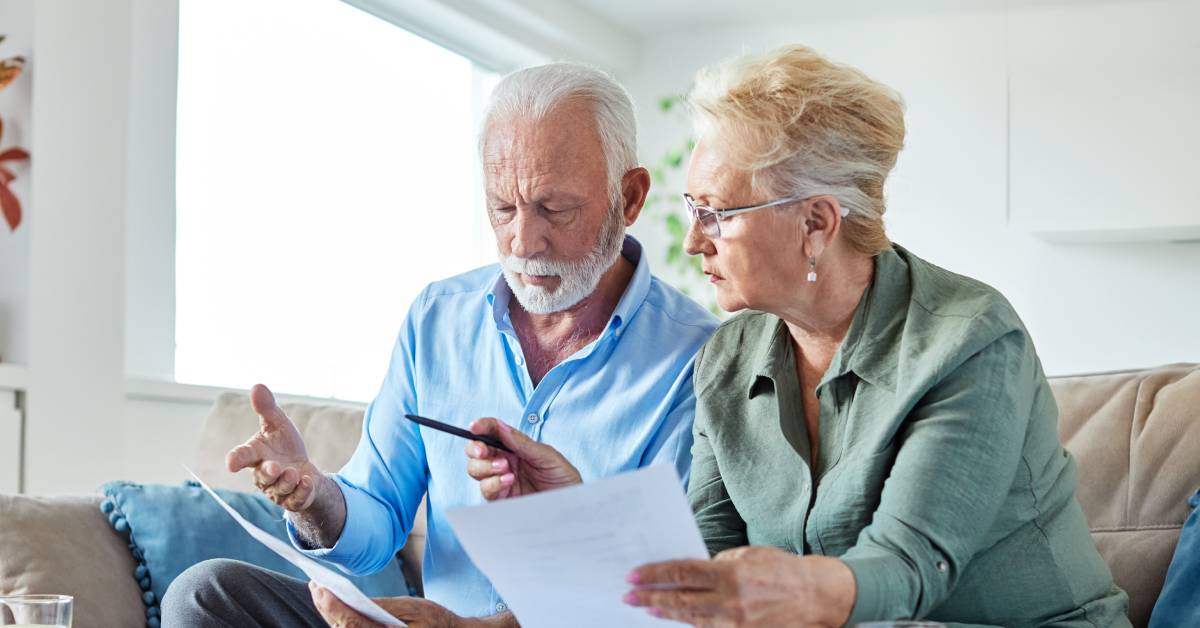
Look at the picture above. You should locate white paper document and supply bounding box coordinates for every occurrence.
[185,467,406,627]
[446,465,710,628]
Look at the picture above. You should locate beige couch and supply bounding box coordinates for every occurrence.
[1,363,1196,628]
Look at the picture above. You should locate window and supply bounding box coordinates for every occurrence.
[176,0,500,401]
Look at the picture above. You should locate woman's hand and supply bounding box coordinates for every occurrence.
[310,582,474,628]
[464,417,582,500]
[623,547,856,627]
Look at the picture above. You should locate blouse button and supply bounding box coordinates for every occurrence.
[936,560,949,573]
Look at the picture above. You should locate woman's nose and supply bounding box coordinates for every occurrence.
[683,216,714,257]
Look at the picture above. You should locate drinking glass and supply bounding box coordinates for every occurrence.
[0,595,73,627]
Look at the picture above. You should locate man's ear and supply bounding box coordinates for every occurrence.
[800,195,844,258]
[620,167,652,225]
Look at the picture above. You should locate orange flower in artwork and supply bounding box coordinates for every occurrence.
[0,34,29,232]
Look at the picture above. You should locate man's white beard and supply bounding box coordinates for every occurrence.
[499,209,626,315]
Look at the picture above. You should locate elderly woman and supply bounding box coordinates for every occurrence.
[467,45,1131,627]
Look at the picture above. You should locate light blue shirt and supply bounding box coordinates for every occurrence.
[289,236,718,617]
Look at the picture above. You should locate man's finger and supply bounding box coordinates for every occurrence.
[226,441,263,473]
[282,475,318,512]
[255,460,285,488]
[250,383,290,432]
[630,560,721,590]
[310,582,370,628]
[272,467,300,496]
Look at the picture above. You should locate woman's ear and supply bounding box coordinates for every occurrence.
[801,195,844,258]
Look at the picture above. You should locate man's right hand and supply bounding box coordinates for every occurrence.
[227,383,325,513]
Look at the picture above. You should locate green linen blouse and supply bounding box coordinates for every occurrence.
[688,244,1131,627]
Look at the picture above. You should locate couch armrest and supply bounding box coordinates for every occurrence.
[0,494,146,628]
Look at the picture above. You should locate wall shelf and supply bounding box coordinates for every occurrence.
[1030,224,1200,245]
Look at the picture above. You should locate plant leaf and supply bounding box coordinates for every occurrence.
[0,180,22,231]
[0,61,22,91]
[0,147,29,162]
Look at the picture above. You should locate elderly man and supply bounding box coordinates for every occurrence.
[161,63,717,628]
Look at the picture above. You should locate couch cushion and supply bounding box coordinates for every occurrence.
[1052,363,1200,627]
[99,480,409,627]
[0,495,145,628]
[191,392,428,591]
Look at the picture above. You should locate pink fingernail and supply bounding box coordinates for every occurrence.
[492,460,504,470]
[626,570,641,584]
[648,608,662,617]
[622,592,639,605]
[501,473,515,485]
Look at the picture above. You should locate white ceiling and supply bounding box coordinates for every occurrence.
[571,0,1128,36]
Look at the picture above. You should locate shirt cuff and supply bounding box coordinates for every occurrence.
[285,476,382,575]
[840,547,911,626]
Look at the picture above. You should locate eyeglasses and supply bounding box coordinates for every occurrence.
[682,193,804,239]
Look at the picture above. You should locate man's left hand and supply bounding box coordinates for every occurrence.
[310,582,476,628]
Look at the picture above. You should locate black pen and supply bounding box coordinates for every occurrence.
[404,414,514,453]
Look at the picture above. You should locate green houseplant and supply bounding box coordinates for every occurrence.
[641,94,720,315]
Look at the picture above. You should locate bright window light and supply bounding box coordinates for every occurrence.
[176,0,501,401]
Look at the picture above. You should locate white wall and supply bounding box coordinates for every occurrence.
[625,1,1200,376]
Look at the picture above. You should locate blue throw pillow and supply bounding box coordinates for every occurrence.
[1148,487,1200,628]
[100,480,409,628]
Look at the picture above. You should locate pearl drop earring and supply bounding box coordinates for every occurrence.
[807,257,817,283]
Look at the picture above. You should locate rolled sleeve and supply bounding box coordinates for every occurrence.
[285,476,409,575]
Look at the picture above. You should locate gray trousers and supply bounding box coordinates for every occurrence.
[161,559,328,628]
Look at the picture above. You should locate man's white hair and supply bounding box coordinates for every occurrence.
[479,62,638,207]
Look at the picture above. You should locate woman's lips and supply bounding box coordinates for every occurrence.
[705,271,724,283]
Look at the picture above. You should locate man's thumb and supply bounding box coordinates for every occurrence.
[250,383,288,431]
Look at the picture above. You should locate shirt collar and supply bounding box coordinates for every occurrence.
[746,244,910,397]
[485,235,652,334]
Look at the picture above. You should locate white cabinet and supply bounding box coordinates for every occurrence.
[0,389,20,494]
[0,365,26,494]
[1008,0,1200,242]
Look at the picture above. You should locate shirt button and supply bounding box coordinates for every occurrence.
[527,413,540,424]
[515,355,525,365]
[936,560,949,573]
[496,602,508,613]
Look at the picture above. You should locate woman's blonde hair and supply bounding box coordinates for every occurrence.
[688,44,905,256]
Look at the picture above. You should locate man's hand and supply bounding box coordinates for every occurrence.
[310,582,482,628]
[227,384,325,512]
[464,418,582,500]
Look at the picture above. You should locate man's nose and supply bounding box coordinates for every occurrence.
[509,208,548,259]
[683,217,714,257]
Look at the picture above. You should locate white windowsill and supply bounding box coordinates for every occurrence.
[124,377,368,409]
